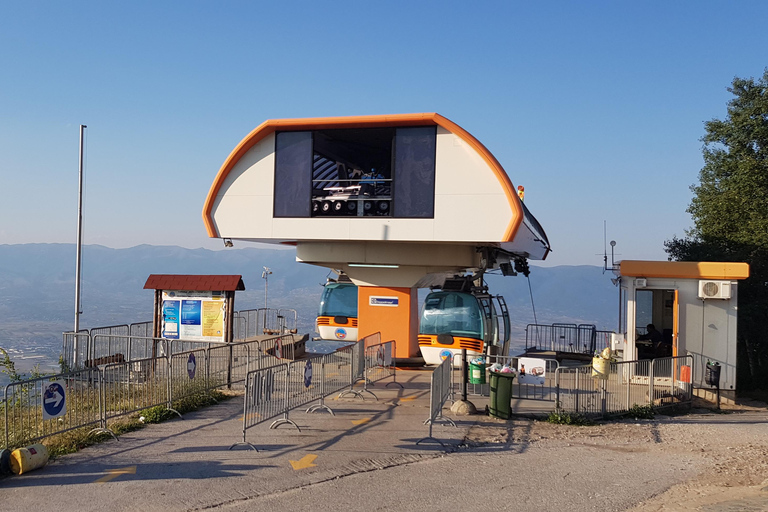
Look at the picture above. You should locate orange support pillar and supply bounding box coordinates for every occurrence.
[357,286,419,359]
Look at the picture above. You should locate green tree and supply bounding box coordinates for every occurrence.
[666,69,768,391]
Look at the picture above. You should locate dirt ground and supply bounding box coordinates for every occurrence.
[465,398,768,511]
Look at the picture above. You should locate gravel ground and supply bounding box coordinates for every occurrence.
[463,399,768,512]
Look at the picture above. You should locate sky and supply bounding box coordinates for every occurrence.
[1,1,767,267]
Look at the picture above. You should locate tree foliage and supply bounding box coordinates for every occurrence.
[666,70,768,391]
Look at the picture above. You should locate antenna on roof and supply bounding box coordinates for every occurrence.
[602,221,619,275]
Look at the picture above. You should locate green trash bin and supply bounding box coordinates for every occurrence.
[469,361,486,384]
[489,371,515,419]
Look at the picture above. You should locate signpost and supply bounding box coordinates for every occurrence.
[187,353,196,379]
[42,380,67,420]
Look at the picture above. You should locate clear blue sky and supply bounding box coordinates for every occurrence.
[2,1,766,266]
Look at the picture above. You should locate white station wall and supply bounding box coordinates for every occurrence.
[210,127,514,243]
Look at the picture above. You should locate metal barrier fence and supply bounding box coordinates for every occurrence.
[102,353,171,425]
[4,368,109,448]
[62,331,90,370]
[364,340,401,390]
[232,308,299,340]
[232,340,364,450]
[2,336,274,449]
[555,355,694,417]
[450,354,560,402]
[338,332,374,399]
[525,323,598,354]
[417,357,455,448]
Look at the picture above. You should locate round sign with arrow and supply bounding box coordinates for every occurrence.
[275,338,283,359]
[43,380,67,420]
[187,353,196,379]
[304,360,313,388]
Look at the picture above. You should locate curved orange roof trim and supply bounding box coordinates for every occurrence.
[202,113,524,241]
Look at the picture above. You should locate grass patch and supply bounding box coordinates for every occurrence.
[8,389,231,461]
[623,404,655,420]
[546,410,595,426]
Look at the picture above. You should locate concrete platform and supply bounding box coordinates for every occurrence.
[0,368,557,510]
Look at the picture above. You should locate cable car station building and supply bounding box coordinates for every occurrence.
[203,113,550,358]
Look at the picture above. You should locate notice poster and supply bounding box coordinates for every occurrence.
[180,300,203,339]
[202,301,224,338]
[162,300,180,339]
[162,291,226,342]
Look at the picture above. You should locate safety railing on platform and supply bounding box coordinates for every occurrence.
[232,308,299,340]
[62,331,90,370]
[417,357,455,448]
[555,355,694,417]
[525,323,600,354]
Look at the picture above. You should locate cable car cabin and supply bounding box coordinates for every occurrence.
[418,290,510,365]
[316,281,358,341]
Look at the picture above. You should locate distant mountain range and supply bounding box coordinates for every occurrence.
[0,243,618,377]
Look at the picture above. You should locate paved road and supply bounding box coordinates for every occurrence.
[1,369,765,511]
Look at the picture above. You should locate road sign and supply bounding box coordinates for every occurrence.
[42,380,66,420]
[304,360,313,387]
[187,353,196,379]
[275,338,282,359]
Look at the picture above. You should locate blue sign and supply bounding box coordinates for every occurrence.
[439,349,452,361]
[187,353,196,379]
[181,300,202,325]
[369,296,399,307]
[304,360,313,388]
[334,328,347,339]
[162,300,180,339]
[43,381,66,420]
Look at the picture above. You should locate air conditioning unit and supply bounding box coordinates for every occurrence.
[698,280,732,300]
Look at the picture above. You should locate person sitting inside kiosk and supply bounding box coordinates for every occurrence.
[636,324,663,359]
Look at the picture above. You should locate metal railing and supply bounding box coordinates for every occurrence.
[232,308,299,340]
[555,355,694,417]
[232,340,365,450]
[525,323,599,354]
[3,336,276,449]
[364,340,401,389]
[4,368,108,448]
[449,354,560,402]
[417,357,455,448]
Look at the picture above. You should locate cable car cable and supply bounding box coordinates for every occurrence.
[527,273,538,326]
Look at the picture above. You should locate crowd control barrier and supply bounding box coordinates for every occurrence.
[3,336,277,450]
[417,357,455,449]
[363,341,402,391]
[232,340,374,451]
[338,333,374,400]
[4,368,111,448]
[555,355,694,417]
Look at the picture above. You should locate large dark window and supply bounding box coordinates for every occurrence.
[274,131,312,217]
[393,126,436,217]
[273,126,436,219]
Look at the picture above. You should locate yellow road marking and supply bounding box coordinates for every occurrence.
[351,417,371,425]
[289,454,317,470]
[96,466,136,484]
[398,396,417,402]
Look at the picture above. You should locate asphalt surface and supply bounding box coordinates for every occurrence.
[0,369,763,512]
